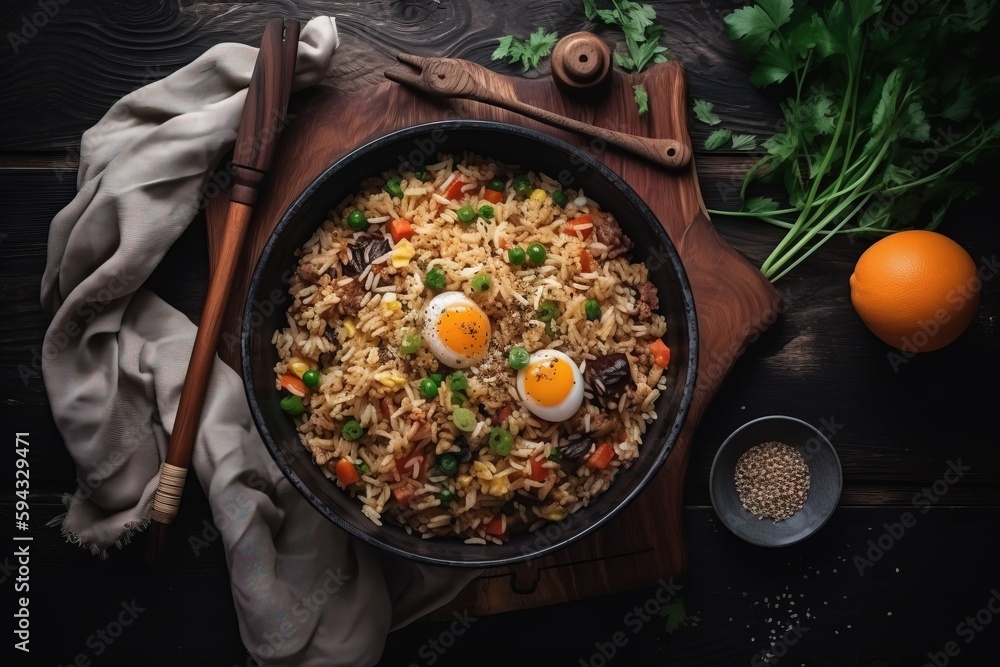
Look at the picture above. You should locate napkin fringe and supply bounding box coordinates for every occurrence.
[46,494,150,560]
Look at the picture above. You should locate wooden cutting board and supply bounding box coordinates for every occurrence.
[205,59,780,617]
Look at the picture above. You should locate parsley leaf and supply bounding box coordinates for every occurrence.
[658,597,687,634]
[730,133,758,150]
[584,1,671,114]
[705,128,732,150]
[491,27,559,71]
[692,99,721,125]
[633,83,649,115]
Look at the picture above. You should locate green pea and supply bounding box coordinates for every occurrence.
[302,369,321,388]
[342,419,364,441]
[449,371,468,393]
[489,427,514,457]
[438,453,458,475]
[419,377,439,399]
[457,205,476,223]
[439,488,456,503]
[551,189,568,207]
[452,407,476,432]
[451,392,466,406]
[424,267,447,290]
[400,332,422,354]
[508,346,530,370]
[585,299,602,322]
[537,300,560,323]
[487,178,505,191]
[471,273,492,292]
[507,247,526,265]
[512,174,532,197]
[478,204,494,220]
[347,209,367,230]
[382,178,404,199]
[526,242,547,263]
[280,394,305,416]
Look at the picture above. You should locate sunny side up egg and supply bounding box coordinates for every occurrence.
[516,349,585,422]
[422,291,492,369]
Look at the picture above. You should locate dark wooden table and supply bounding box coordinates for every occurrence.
[2,2,998,666]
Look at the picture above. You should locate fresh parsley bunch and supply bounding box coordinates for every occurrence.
[709,0,1000,282]
[492,28,560,71]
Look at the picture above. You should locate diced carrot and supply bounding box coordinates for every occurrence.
[528,456,548,483]
[388,217,414,244]
[280,373,307,397]
[585,443,615,469]
[650,338,671,368]
[445,177,477,200]
[485,515,506,537]
[564,214,594,240]
[498,236,509,249]
[334,458,360,486]
[483,188,503,204]
[393,484,414,507]
[580,248,594,273]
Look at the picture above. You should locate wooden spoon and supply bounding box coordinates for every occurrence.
[145,17,300,563]
[385,53,692,170]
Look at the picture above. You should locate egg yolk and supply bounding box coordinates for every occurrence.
[522,356,578,407]
[436,304,491,358]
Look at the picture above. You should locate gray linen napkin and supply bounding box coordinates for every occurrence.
[39,16,480,666]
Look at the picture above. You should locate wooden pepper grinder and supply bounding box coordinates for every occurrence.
[551,31,612,95]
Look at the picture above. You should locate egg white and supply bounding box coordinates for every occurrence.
[516,349,585,422]
[422,291,491,369]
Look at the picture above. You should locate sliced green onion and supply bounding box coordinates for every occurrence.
[424,267,446,290]
[489,427,514,457]
[439,488,456,503]
[537,300,560,323]
[413,168,430,181]
[342,419,364,441]
[585,299,602,322]
[355,459,371,476]
[471,273,492,292]
[400,332,422,354]
[478,204,495,220]
[382,178,404,199]
[508,347,529,370]
[438,453,458,475]
[452,407,477,432]
[429,373,443,386]
[449,371,468,393]
[280,394,305,416]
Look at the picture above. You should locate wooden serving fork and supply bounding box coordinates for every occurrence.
[385,53,692,170]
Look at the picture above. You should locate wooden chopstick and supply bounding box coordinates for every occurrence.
[145,17,300,563]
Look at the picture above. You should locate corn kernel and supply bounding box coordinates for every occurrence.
[381,293,402,313]
[457,475,473,488]
[391,238,415,268]
[540,505,567,521]
[287,358,310,378]
[488,477,509,496]
[373,371,406,388]
[529,188,548,203]
[343,317,356,338]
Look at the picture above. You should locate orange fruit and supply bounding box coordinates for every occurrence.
[849,230,980,353]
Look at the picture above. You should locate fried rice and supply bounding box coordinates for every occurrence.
[271,152,670,544]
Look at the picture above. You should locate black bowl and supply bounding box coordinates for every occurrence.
[709,415,843,547]
[241,120,698,567]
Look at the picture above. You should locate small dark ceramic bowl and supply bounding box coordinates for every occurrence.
[710,415,842,547]
[241,120,698,568]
